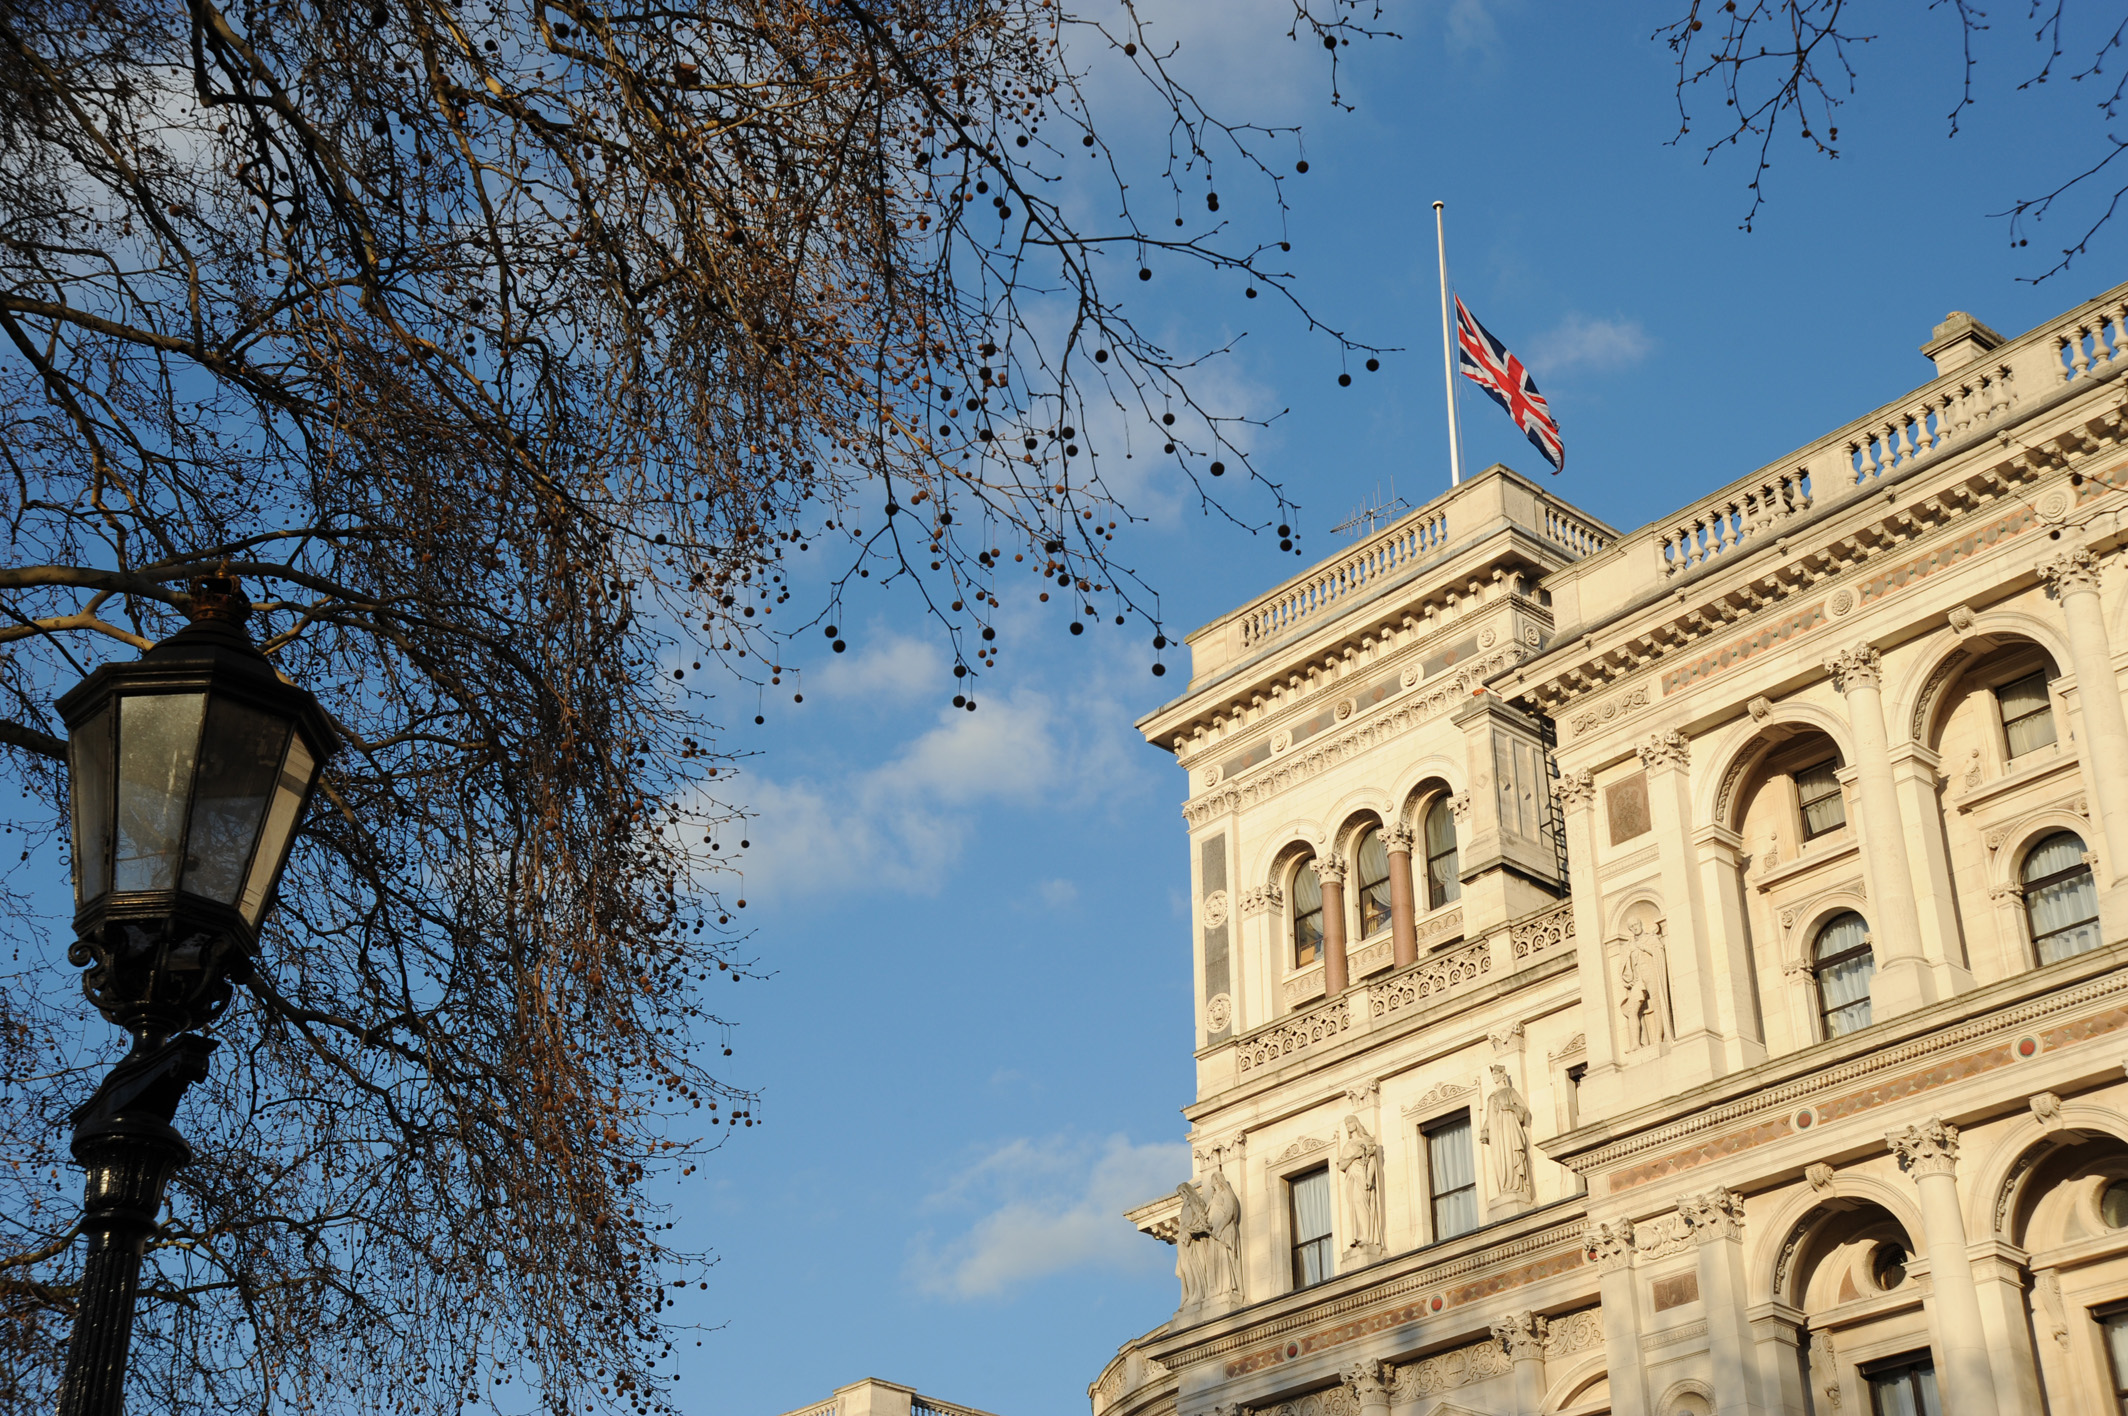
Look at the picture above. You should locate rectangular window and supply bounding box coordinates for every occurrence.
[1795,759,1847,840]
[1425,1113,1478,1240]
[1864,1355,1940,1416]
[2102,1309,2128,1414]
[1998,671,2059,760]
[1288,1167,1334,1288]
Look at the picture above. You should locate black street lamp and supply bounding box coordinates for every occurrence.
[52,576,335,1416]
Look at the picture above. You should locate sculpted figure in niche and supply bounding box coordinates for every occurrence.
[1202,1166,1243,1300]
[1480,1064,1534,1200]
[1338,1116,1385,1257]
[1617,923,1668,1051]
[1173,1181,1210,1309]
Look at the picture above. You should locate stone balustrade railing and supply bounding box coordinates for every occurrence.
[1239,510,1448,649]
[1229,898,1573,1078]
[1627,284,2128,587]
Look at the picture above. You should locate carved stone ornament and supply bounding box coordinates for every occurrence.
[2040,546,2102,597]
[1811,1331,1843,1410]
[1548,1032,1587,1063]
[1630,1210,1694,1261]
[1584,1219,1636,1272]
[1638,730,1691,772]
[1316,853,1350,886]
[1339,1117,1387,1258]
[1480,627,1498,649]
[1447,792,1472,827]
[1554,769,1597,813]
[1947,603,1978,635]
[1677,1185,1746,1243]
[1480,1063,1536,1201]
[1805,1162,1836,1193]
[1202,890,1230,929]
[1402,1078,1476,1117]
[1826,645,1883,693]
[1747,695,1773,722]
[2035,1269,2071,1350]
[1244,883,1285,915]
[1489,1310,1548,1363]
[1273,1135,1329,1163]
[1829,587,1855,617]
[1388,1336,1511,1401]
[1543,1308,1604,1359]
[1488,1022,1526,1053]
[1343,1080,1380,1109]
[1382,824,1416,854]
[1889,1117,1960,1178]
[1204,993,1233,1033]
[1340,1359,1390,1406]
[2030,1091,2065,1131]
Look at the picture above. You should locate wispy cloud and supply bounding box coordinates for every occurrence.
[1529,314,1654,377]
[909,1134,1190,1298]
[809,631,948,704]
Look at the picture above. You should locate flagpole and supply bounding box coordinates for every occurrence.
[1432,200,1465,489]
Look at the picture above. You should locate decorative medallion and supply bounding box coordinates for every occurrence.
[2017,1036,2039,1059]
[1205,993,1233,1032]
[1401,667,1420,688]
[1794,1108,1815,1130]
[1202,764,1223,789]
[1271,729,1292,754]
[1479,627,1498,649]
[1829,588,1855,617]
[1203,890,1230,928]
[1523,625,1542,646]
[1335,698,1355,721]
[2039,489,2071,523]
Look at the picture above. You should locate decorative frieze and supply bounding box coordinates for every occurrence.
[1236,998,1352,1075]
[1637,730,1691,772]
[1388,1337,1510,1401]
[1368,938,1491,1019]
[1489,1311,1547,1361]
[1567,683,1652,739]
[1677,1185,1746,1243]
[1585,1220,1636,1273]
[1542,1307,1604,1359]
[1509,901,1574,960]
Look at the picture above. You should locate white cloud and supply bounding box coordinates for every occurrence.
[809,631,948,703]
[1528,314,1655,378]
[910,1134,1191,1298]
[1038,878,1080,908]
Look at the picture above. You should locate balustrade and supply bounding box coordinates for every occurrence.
[1239,512,1446,648]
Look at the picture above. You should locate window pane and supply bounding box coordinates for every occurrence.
[240,735,315,924]
[1815,911,1869,963]
[1816,912,1875,1039]
[1428,1115,1478,1238]
[1425,798,1461,909]
[1866,1360,1940,1416]
[2025,833,2102,965]
[113,693,207,893]
[2102,1311,2128,1403]
[1356,828,1392,938]
[1802,790,1848,837]
[1291,1168,1332,1242]
[1998,673,2059,759]
[68,705,113,902]
[1292,862,1323,966]
[1797,759,1846,837]
[181,698,292,905]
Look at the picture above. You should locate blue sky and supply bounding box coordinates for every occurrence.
[669,3,2128,1412]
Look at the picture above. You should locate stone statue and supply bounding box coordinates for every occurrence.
[1173,1181,1210,1309]
[1618,931,1666,1051]
[1480,1064,1534,1200]
[1337,1115,1385,1257]
[1202,1166,1242,1301]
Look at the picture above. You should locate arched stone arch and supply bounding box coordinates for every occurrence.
[1325,792,1389,855]
[1987,809,2099,895]
[1541,1356,1607,1415]
[1893,615,2071,752]
[1251,829,1324,899]
[1390,758,1463,826]
[1700,703,1860,832]
[1781,890,1873,976]
[1652,1377,1715,1416]
[1755,1178,1927,1307]
[1973,1105,2128,1241]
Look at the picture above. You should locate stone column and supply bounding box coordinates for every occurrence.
[2042,549,2128,898]
[1680,1186,1767,1416]
[1319,854,1350,997]
[1639,731,1721,1075]
[1745,1303,1811,1416]
[1384,825,1418,969]
[1691,823,1768,1069]
[1490,1311,1549,1416]
[1587,1222,1650,1416]
[1827,646,1936,1017]
[1341,1359,1390,1416]
[1890,1119,2002,1416]
[1557,772,1622,1112]
[1888,741,1975,991]
[1970,1241,2045,1416]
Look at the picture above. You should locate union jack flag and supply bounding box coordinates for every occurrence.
[1455,296,1564,473]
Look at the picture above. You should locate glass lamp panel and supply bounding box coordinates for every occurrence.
[68,704,114,904]
[113,693,207,893]
[180,697,293,904]
[239,733,316,924]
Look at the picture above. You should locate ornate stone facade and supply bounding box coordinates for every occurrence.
[1092,286,2128,1416]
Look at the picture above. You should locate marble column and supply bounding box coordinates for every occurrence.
[2042,549,2128,897]
[1827,646,1936,1017]
[1680,1186,1767,1416]
[1491,1311,1549,1416]
[1640,731,1724,1077]
[1970,1241,2045,1416]
[1385,825,1418,969]
[1319,853,1350,997]
[1746,1303,1811,1416]
[1587,1222,1650,1416]
[1890,1119,2002,1416]
[1341,1359,1390,1416]
[1557,772,1623,1113]
[1887,740,1975,991]
[1692,823,1769,1068]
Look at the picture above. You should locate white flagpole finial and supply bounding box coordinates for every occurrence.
[1433,201,1465,489]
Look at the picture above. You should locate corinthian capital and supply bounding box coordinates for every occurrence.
[1554,769,1597,814]
[1489,1310,1548,1362]
[1889,1117,1960,1178]
[1315,852,1349,886]
[2041,546,2103,597]
[1638,730,1690,773]
[1382,824,1416,855]
[1584,1219,1636,1272]
[1676,1185,1746,1243]
[1340,1359,1389,1403]
[1825,645,1882,693]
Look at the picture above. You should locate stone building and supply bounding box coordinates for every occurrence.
[1090,285,2128,1416]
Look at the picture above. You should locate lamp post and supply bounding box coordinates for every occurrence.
[52,576,335,1416]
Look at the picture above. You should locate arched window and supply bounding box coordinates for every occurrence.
[2024,831,2101,964]
[1424,797,1461,910]
[1354,827,1392,939]
[1814,911,1874,1039]
[1292,860,1324,967]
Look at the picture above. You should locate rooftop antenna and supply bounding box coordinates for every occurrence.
[1331,481,1411,540]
